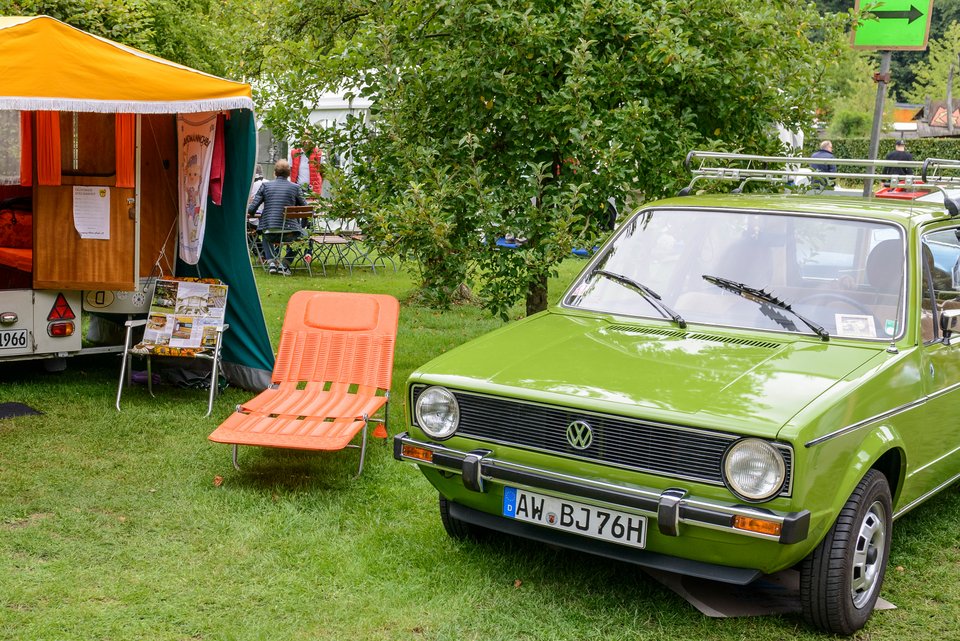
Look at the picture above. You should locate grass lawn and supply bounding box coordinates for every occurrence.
[1,260,959,640]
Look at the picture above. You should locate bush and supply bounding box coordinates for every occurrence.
[806,137,960,165]
[830,111,871,138]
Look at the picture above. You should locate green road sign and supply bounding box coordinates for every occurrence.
[852,0,933,50]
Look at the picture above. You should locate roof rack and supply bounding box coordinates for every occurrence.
[679,151,960,214]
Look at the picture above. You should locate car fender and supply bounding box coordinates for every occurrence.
[839,423,906,504]
[801,422,905,547]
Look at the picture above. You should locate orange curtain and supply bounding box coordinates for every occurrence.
[115,113,136,188]
[19,112,32,187]
[35,111,60,186]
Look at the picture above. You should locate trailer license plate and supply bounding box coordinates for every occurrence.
[0,329,28,350]
[502,487,646,549]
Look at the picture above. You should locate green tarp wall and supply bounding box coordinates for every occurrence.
[177,109,274,391]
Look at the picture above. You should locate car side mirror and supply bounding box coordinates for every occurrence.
[940,308,960,343]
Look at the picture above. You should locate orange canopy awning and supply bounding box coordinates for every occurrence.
[0,15,253,114]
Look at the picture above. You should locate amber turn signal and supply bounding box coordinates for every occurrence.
[47,321,75,337]
[402,444,433,463]
[732,515,782,537]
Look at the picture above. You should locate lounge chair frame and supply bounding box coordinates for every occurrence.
[209,290,399,476]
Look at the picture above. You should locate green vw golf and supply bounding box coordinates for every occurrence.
[394,152,960,634]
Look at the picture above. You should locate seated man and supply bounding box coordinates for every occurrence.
[248,159,307,275]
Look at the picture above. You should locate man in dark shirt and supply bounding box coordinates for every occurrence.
[884,140,914,176]
[810,140,836,189]
[811,140,837,173]
[248,159,308,275]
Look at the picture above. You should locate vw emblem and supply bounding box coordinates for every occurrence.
[566,420,594,450]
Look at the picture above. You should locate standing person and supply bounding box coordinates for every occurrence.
[810,140,837,189]
[248,159,307,275]
[884,140,914,176]
[811,140,837,173]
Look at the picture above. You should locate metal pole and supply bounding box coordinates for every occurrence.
[864,51,892,197]
[948,63,955,136]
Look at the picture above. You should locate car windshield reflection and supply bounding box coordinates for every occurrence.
[564,208,905,340]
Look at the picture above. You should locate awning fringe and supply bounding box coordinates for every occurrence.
[0,97,254,114]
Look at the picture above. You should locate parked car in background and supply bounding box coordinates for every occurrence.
[395,152,960,635]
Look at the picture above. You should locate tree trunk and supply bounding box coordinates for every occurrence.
[525,273,548,317]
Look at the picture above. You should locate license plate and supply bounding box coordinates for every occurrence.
[502,487,646,549]
[0,328,28,350]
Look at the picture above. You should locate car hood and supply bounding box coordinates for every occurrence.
[412,310,885,437]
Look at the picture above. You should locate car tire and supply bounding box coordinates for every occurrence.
[438,494,486,541]
[800,469,892,635]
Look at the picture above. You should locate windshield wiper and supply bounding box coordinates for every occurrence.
[702,274,829,341]
[595,269,686,329]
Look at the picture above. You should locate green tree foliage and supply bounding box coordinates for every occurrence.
[831,110,872,136]
[824,48,880,113]
[822,47,899,136]
[241,0,383,138]
[0,0,154,49]
[144,0,254,78]
[907,20,960,103]
[816,0,960,102]
[0,0,252,78]
[275,1,850,318]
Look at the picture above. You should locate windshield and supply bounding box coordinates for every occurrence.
[564,208,905,340]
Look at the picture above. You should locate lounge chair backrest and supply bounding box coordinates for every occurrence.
[272,291,399,390]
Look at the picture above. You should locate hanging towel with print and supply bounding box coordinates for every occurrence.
[177,112,217,265]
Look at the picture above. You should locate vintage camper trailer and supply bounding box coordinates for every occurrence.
[0,16,273,390]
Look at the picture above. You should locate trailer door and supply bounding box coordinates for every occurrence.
[32,112,139,291]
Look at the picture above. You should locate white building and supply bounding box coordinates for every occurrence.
[256,89,372,179]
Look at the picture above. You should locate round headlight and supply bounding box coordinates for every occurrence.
[723,438,786,502]
[415,386,460,440]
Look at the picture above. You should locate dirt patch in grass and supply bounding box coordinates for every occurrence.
[3,512,54,529]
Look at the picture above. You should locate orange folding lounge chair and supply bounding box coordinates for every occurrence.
[208,291,399,475]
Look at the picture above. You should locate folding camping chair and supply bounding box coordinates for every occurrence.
[307,216,357,276]
[207,291,400,475]
[331,218,398,274]
[116,277,229,417]
[260,206,316,275]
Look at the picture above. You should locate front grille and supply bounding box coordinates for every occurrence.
[412,386,792,494]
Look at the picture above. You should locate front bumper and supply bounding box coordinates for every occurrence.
[395,432,810,546]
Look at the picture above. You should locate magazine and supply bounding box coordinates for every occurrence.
[140,279,228,352]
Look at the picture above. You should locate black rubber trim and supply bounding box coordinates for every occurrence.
[433,451,464,470]
[681,504,734,529]
[449,500,762,586]
[461,450,491,493]
[779,509,811,544]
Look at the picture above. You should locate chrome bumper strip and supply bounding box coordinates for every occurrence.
[395,433,809,544]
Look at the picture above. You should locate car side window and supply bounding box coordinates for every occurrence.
[920,229,960,343]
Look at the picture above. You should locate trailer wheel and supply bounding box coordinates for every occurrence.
[43,357,66,373]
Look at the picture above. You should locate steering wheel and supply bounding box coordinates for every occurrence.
[794,292,873,316]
